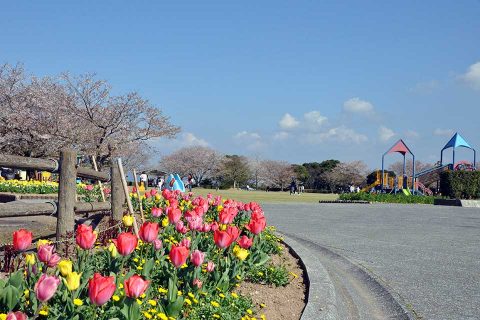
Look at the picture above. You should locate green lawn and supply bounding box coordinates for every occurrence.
[192,188,338,204]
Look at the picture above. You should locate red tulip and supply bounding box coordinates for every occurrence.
[145,191,151,198]
[150,188,157,196]
[37,244,61,267]
[88,273,116,306]
[76,224,97,250]
[237,235,253,249]
[162,188,172,199]
[169,245,189,268]
[213,230,234,249]
[85,185,94,191]
[6,311,28,320]
[226,225,240,241]
[113,232,138,256]
[246,216,266,235]
[167,207,182,224]
[132,186,137,193]
[219,207,238,224]
[35,274,60,302]
[190,250,205,267]
[139,222,159,243]
[124,275,150,298]
[13,229,32,252]
[210,221,219,232]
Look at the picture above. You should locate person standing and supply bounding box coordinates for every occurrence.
[140,171,148,188]
[157,177,164,190]
[187,174,194,192]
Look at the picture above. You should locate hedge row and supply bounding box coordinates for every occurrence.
[440,171,480,199]
[339,192,435,204]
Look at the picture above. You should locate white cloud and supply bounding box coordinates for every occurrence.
[459,61,480,90]
[279,113,299,129]
[409,80,439,94]
[304,126,368,144]
[182,132,209,147]
[433,128,454,136]
[343,97,374,114]
[304,111,327,129]
[234,131,264,151]
[405,130,420,138]
[273,131,289,140]
[379,126,395,142]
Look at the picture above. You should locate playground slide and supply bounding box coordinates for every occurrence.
[361,181,379,193]
[415,164,451,178]
[402,188,412,196]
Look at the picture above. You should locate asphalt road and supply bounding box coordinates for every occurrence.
[262,203,480,320]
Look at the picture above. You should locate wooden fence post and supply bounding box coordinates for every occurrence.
[111,159,125,221]
[56,149,77,241]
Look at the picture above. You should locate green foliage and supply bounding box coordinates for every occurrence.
[220,155,251,188]
[440,171,480,199]
[187,291,254,320]
[302,160,340,190]
[246,264,290,287]
[339,192,435,204]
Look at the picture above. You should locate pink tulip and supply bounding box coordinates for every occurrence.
[85,184,94,191]
[179,237,191,248]
[201,223,211,233]
[167,207,182,224]
[190,250,205,267]
[188,215,203,231]
[193,278,202,288]
[151,207,163,217]
[210,221,219,232]
[206,261,215,272]
[6,311,27,320]
[124,275,150,298]
[35,274,60,302]
[153,239,163,250]
[37,244,61,267]
[150,188,157,196]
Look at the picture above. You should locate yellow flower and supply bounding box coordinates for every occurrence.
[158,287,168,294]
[58,259,73,277]
[122,215,134,227]
[261,314,266,320]
[107,242,118,257]
[213,315,220,319]
[211,301,220,308]
[136,298,142,305]
[157,313,168,320]
[140,293,146,299]
[64,272,81,291]
[219,293,225,298]
[247,309,253,315]
[0,314,6,320]
[37,239,51,249]
[231,292,238,299]
[39,305,49,316]
[73,298,83,306]
[184,298,192,305]
[162,217,169,227]
[25,253,36,265]
[148,299,157,306]
[119,283,124,289]
[233,246,249,261]
[260,303,266,308]
[177,290,182,296]
[188,292,195,299]
[112,295,120,301]
[24,289,30,297]
[155,194,161,200]
[217,205,223,211]
[143,312,152,319]
[219,224,227,231]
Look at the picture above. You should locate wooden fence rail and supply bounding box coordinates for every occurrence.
[0,149,125,241]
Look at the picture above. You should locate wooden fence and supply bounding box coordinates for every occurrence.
[0,149,126,241]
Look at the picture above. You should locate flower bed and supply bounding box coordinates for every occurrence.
[0,189,286,319]
[339,192,435,204]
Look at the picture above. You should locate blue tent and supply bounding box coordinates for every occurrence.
[440,133,476,168]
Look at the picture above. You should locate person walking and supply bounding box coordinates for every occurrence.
[140,171,148,188]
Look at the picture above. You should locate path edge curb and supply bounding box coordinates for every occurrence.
[280,233,338,320]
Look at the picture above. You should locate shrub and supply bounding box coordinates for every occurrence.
[440,171,480,199]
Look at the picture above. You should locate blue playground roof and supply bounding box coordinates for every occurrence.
[442,133,473,151]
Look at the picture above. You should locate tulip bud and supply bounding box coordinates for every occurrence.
[122,215,134,227]
[13,229,33,252]
[206,261,215,272]
[64,272,82,291]
[57,260,73,277]
[153,239,163,250]
[35,274,60,302]
[25,253,36,266]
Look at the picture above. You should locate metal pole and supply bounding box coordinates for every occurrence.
[381,155,385,192]
[453,148,456,170]
[412,155,416,194]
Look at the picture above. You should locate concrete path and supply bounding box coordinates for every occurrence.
[263,203,480,320]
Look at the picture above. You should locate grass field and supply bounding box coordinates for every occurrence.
[192,188,338,204]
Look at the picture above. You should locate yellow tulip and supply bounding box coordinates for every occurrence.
[64,272,81,291]
[233,246,249,261]
[122,215,134,227]
[36,239,51,249]
[162,217,169,227]
[25,253,36,266]
[58,260,73,277]
[107,242,118,257]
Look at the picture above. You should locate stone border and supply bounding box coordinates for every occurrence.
[318,200,371,204]
[434,198,480,207]
[280,233,338,320]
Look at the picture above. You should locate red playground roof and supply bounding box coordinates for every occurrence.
[386,139,413,155]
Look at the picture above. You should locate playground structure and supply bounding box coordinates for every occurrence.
[367,132,476,195]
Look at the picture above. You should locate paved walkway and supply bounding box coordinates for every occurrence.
[263,203,480,320]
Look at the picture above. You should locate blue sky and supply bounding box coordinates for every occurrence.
[2,1,480,169]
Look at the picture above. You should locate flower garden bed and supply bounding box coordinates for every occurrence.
[0,188,306,319]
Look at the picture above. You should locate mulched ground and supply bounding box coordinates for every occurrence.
[236,243,307,320]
